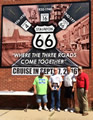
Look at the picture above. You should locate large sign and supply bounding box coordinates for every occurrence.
[0,1,91,75]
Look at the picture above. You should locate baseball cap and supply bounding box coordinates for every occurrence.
[78,66,82,70]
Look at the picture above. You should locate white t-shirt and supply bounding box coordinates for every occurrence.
[64,72,76,87]
[49,74,63,86]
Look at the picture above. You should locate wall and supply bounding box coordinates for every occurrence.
[0,0,93,109]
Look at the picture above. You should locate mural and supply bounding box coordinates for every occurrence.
[0,2,91,75]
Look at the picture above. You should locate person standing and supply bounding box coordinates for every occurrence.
[77,66,89,116]
[49,68,63,112]
[64,66,76,113]
[33,71,48,111]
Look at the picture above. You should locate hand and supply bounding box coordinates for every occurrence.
[85,90,88,94]
[72,88,75,92]
[34,90,37,94]
[51,87,54,91]
[57,88,59,91]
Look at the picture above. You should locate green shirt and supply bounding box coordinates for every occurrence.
[33,76,48,95]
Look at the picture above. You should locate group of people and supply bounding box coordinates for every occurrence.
[33,66,89,116]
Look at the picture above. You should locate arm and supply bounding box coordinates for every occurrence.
[49,76,54,90]
[57,81,62,91]
[57,76,63,91]
[85,74,89,94]
[59,82,62,89]
[72,74,76,92]
[72,82,76,92]
[33,77,37,94]
[33,85,37,94]
[49,82,54,90]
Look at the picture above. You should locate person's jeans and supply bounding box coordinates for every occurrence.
[51,89,61,109]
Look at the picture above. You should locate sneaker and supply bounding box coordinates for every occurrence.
[44,106,48,111]
[50,108,54,112]
[70,108,75,113]
[64,107,70,112]
[57,108,60,112]
[38,106,42,111]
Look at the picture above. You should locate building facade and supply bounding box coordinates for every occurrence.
[57,14,89,52]
[2,29,32,50]
[0,0,93,109]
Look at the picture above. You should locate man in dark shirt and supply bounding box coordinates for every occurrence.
[77,66,89,116]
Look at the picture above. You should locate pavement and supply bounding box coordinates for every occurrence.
[0,109,93,120]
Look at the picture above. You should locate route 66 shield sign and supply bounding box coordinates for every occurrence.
[32,25,57,50]
[58,18,69,30]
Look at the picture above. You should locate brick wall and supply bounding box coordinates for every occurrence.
[0,0,93,109]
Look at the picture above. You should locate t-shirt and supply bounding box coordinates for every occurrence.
[33,76,48,95]
[49,74,63,87]
[64,72,76,87]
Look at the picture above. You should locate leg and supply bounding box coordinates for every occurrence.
[67,98,75,112]
[51,91,55,109]
[77,88,83,112]
[42,95,48,111]
[82,91,88,114]
[38,103,42,107]
[44,103,47,106]
[70,90,75,110]
[72,98,75,109]
[56,88,61,109]
[68,98,71,108]
[36,95,42,111]
[64,87,72,110]
[70,97,75,110]
[69,98,75,112]
[64,87,69,111]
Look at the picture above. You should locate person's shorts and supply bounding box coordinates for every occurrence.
[36,95,48,103]
[64,87,74,99]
